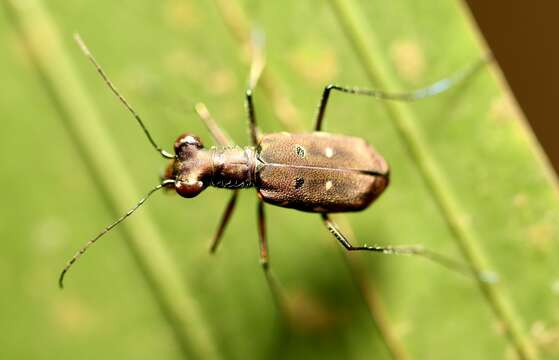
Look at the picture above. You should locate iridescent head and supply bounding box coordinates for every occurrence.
[162,133,212,198]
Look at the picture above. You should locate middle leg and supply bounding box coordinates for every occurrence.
[246,31,266,146]
[257,198,269,269]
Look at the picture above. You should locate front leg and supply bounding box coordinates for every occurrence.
[208,190,239,253]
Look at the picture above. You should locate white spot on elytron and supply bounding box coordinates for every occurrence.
[325,147,334,158]
[552,280,559,295]
[325,180,333,190]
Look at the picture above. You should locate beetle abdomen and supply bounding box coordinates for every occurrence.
[256,132,389,213]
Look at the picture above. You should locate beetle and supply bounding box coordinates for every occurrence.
[59,34,489,288]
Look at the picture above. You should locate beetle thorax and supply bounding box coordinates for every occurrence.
[164,133,257,198]
[209,146,257,189]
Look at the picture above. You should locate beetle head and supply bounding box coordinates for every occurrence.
[162,132,211,198]
[174,132,203,155]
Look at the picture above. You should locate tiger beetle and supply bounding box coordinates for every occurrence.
[59,34,492,288]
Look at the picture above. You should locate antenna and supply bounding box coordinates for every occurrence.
[59,180,175,288]
[74,34,174,159]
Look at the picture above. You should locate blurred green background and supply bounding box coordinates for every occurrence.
[1,0,558,359]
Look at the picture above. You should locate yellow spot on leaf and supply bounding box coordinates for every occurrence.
[512,193,528,208]
[288,42,338,84]
[207,68,236,96]
[164,0,201,30]
[531,321,559,355]
[52,297,94,335]
[390,39,425,83]
[490,95,521,122]
[527,223,554,252]
[164,49,210,82]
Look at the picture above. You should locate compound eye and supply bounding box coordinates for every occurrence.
[174,133,203,152]
[175,179,205,198]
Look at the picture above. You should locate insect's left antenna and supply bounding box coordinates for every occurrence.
[58,180,175,289]
[74,34,174,159]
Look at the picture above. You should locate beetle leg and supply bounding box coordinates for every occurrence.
[257,199,269,268]
[195,103,237,252]
[256,198,290,312]
[248,30,266,91]
[313,56,490,131]
[246,31,266,146]
[246,89,259,146]
[194,102,233,146]
[321,214,497,283]
[208,190,239,253]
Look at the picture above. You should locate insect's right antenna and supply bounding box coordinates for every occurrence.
[58,179,175,289]
[74,34,174,159]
